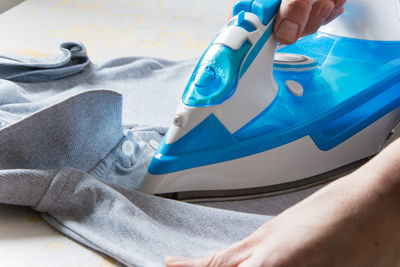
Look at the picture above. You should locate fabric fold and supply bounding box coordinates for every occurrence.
[34,167,270,267]
[0,42,89,82]
[0,169,56,207]
[0,90,124,172]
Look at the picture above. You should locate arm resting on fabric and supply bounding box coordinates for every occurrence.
[166,138,400,266]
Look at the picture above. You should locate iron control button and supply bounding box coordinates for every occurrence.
[194,66,216,87]
[173,115,184,127]
[286,80,303,97]
[274,53,317,72]
[275,53,307,62]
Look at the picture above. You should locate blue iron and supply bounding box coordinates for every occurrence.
[140,0,400,201]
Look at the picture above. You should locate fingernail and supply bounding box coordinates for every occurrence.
[276,19,299,43]
[321,5,334,17]
[338,7,345,15]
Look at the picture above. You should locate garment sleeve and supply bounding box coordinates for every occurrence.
[33,167,271,267]
[0,169,56,207]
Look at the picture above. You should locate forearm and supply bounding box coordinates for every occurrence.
[357,137,400,194]
[243,138,400,266]
[289,138,400,265]
[313,137,400,216]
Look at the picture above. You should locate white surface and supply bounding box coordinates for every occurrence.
[320,0,400,41]
[0,0,231,266]
[0,204,121,267]
[142,107,400,194]
[398,0,400,21]
[0,0,232,62]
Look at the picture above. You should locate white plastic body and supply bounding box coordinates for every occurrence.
[141,107,400,194]
[166,13,278,144]
[320,0,400,41]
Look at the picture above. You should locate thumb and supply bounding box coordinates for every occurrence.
[274,0,314,44]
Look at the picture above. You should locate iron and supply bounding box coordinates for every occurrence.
[140,0,400,201]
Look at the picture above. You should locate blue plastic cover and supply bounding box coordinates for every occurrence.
[182,0,282,107]
[182,40,251,107]
[233,0,281,25]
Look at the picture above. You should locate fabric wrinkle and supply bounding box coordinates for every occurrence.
[0,42,90,82]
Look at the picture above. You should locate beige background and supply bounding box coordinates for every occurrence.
[0,0,233,62]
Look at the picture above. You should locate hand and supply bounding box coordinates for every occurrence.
[274,0,346,44]
[229,0,346,44]
[165,138,400,267]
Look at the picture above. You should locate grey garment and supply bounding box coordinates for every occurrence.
[0,42,89,82]
[0,169,57,207]
[0,55,194,130]
[0,85,271,267]
[0,90,124,171]
[36,168,267,267]
[0,167,268,267]
[0,42,320,266]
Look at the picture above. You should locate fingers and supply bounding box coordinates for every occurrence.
[231,0,346,44]
[165,253,233,267]
[274,0,315,44]
[165,252,244,267]
[274,0,346,44]
[165,237,258,267]
[303,0,334,36]
[324,6,345,24]
[165,256,203,267]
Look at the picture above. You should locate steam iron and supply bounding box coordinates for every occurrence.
[140,0,400,201]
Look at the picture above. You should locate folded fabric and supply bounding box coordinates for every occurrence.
[0,42,89,82]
